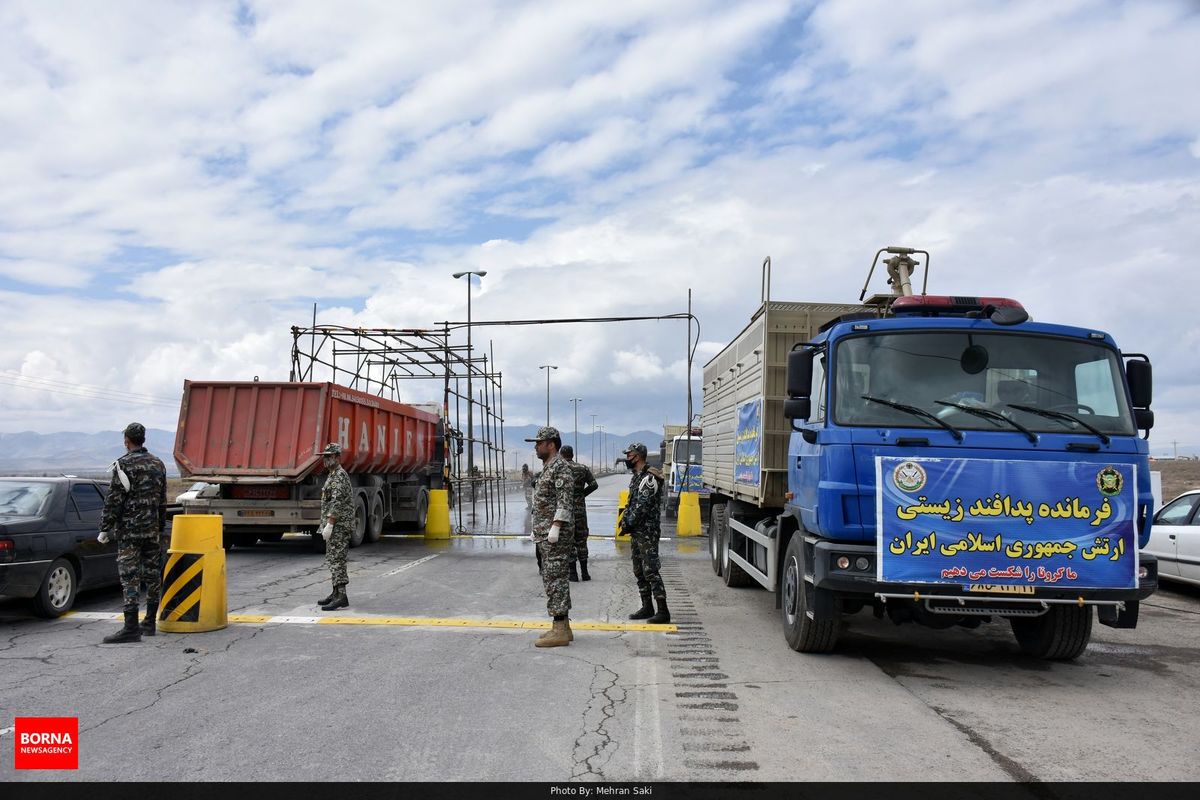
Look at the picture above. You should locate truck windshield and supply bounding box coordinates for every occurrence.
[673,439,702,464]
[832,332,1136,437]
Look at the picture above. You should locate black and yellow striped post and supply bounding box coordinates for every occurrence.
[159,515,227,633]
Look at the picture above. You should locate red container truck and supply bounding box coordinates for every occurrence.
[174,380,445,550]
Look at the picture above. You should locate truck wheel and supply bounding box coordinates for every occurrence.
[416,488,429,531]
[366,494,384,543]
[665,501,677,520]
[781,535,839,653]
[709,503,725,576]
[31,558,78,618]
[721,513,752,588]
[1010,606,1093,660]
[349,494,367,548]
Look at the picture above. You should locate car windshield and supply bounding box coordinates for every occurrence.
[0,482,55,516]
[832,331,1136,436]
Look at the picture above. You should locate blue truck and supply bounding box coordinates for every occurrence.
[702,248,1158,660]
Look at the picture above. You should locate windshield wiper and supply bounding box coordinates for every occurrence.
[861,395,963,442]
[935,401,1038,443]
[1006,403,1110,445]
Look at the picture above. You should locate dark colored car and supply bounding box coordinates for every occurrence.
[0,477,118,617]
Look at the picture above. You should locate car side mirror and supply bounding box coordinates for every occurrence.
[787,348,814,398]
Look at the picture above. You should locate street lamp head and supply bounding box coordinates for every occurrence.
[452,270,488,279]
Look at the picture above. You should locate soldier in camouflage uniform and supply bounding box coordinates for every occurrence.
[619,442,670,624]
[525,426,575,647]
[560,445,598,582]
[317,442,354,610]
[99,422,167,644]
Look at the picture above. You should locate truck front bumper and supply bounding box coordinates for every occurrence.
[809,540,1157,620]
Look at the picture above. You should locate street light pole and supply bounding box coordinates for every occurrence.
[539,365,558,426]
[597,425,605,473]
[570,398,582,455]
[589,413,598,469]
[452,270,487,518]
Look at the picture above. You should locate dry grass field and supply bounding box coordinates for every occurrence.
[1156,458,1200,503]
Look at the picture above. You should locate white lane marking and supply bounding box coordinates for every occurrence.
[0,726,14,737]
[267,616,322,624]
[380,553,439,577]
[633,654,664,780]
[63,612,121,620]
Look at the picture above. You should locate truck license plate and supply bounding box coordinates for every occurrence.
[967,584,1034,596]
[237,510,275,517]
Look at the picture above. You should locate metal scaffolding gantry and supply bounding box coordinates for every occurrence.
[288,323,508,530]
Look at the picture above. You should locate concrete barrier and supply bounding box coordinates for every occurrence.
[159,515,227,634]
[676,491,702,536]
[615,489,630,539]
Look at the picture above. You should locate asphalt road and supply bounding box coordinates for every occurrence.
[3,473,1199,782]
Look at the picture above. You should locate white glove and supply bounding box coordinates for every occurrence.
[320,522,333,541]
[529,530,537,542]
[97,530,111,544]
[548,525,560,544]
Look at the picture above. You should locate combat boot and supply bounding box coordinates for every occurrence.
[568,562,579,582]
[647,597,671,625]
[579,560,591,581]
[629,594,654,620]
[321,589,348,611]
[534,618,571,648]
[103,611,142,644]
[318,584,336,605]
[140,602,158,637]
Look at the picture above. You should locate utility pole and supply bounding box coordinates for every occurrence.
[590,413,598,469]
[597,425,605,473]
[452,270,487,519]
[539,365,558,426]
[570,398,583,455]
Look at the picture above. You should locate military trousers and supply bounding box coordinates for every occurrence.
[324,527,351,588]
[117,534,162,613]
[629,528,666,599]
[537,537,574,617]
[574,519,590,563]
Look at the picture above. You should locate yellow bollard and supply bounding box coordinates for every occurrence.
[158,515,227,634]
[425,488,451,539]
[615,489,630,539]
[677,491,702,536]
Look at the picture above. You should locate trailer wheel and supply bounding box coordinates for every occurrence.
[415,488,429,531]
[709,503,726,576]
[721,513,753,588]
[366,493,384,543]
[1010,606,1093,660]
[349,494,367,548]
[781,535,839,653]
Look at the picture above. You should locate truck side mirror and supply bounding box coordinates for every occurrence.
[787,348,814,398]
[1126,360,1152,408]
[1134,408,1154,431]
[783,398,811,422]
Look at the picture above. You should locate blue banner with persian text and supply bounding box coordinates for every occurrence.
[876,457,1137,589]
[734,399,761,486]
[672,464,707,494]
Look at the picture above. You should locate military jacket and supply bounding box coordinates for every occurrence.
[529,454,575,540]
[101,447,167,538]
[321,465,355,533]
[568,461,598,526]
[622,466,663,535]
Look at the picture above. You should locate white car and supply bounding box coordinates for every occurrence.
[1145,489,1200,587]
[175,481,218,503]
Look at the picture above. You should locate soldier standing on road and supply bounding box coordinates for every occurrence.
[98,422,167,644]
[317,443,353,611]
[526,426,575,647]
[619,442,670,624]
[560,445,598,582]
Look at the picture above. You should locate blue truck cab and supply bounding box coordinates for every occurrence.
[704,249,1156,660]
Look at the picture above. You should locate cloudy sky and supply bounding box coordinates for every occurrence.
[1,0,1197,456]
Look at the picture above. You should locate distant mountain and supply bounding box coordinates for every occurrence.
[0,426,664,475]
[0,429,179,476]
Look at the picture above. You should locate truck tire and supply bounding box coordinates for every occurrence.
[721,513,753,588]
[709,503,726,576]
[349,494,367,548]
[1010,606,1093,660]
[781,535,839,653]
[366,493,384,543]
[415,488,429,531]
[665,500,677,520]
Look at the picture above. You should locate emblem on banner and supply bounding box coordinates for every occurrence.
[1096,466,1124,497]
[892,461,927,493]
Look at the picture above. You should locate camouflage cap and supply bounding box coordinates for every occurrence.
[623,442,648,457]
[123,422,146,439]
[524,426,561,442]
[321,442,342,457]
